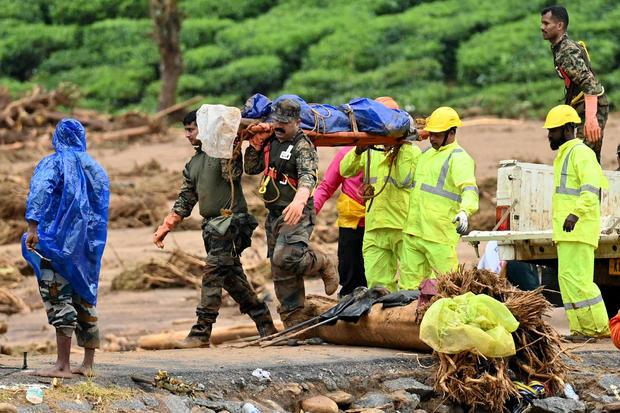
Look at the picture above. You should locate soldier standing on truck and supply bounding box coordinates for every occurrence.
[544,104,610,340]
[541,5,608,163]
[400,107,479,290]
[244,98,339,328]
[153,110,277,348]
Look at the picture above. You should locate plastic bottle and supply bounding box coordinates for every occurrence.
[242,402,261,413]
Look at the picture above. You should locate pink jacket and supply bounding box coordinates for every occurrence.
[314,147,365,227]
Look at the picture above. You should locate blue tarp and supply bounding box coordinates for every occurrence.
[22,119,109,305]
[242,94,410,137]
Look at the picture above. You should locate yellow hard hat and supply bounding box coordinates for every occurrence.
[543,105,582,129]
[425,107,462,132]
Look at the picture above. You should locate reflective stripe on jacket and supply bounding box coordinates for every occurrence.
[340,143,421,232]
[552,139,608,247]
[404,140,478,246]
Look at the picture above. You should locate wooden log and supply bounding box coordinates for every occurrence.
[137,322,284,349]
[0,142,27,151]
[92,125,152,141]
[153,96,203,120]
[303,295,431,351]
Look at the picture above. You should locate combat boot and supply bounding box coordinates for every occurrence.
[251,312,278,338]
[174,322,212,349]
[310,252,339,296]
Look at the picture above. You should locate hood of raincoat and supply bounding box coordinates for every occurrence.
[52,119,87,152]
[22,119,109,305]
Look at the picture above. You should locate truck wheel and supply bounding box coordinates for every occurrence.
[540,265,563,307]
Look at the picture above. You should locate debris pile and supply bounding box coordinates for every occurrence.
[111,249,204,290]
[111,249,269,296]
[0,287,29,315]
[107,159,186,230]
[421,268,569,412]
[0,257,31,315]
[0,83,192,153]
[0,258,26,288]
[0,174,28,245]
[0,83,79,146]
[0,162,198,245]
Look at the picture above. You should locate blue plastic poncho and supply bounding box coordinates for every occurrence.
[22,119,109,305]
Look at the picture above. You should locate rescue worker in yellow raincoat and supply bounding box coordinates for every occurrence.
[400,107,478,290]
[340,97,421,292]
[544,104,610,339]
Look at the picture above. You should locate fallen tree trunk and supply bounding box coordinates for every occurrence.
[303,295,431,351]
[137,321,284,349]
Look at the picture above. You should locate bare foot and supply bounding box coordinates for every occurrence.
[72,366,95,377]
[31,367,73,379]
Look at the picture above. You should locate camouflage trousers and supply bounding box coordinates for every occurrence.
[265,203,317,317]
[38,264,100,349]
[189,213,271,339]
[574,95,609,163]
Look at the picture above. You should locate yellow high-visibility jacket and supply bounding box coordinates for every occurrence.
[404,140,478,246]
[553,139,608,248]
[340,143,421,232]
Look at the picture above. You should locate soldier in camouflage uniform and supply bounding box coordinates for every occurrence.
[244,99,339,328]
[153,110,276,348]
[541,5,608,163]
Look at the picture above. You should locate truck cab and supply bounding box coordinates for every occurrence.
[463,160,620,316]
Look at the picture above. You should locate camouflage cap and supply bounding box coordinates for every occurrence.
[270,98,301,123]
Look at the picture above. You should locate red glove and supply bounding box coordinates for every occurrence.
[153,212,182,249]
[248,122,273,150]
[584,94,601,143]
[283,187,311,226]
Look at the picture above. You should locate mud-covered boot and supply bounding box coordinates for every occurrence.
[313,252,339,296]
[174,322,212,349]
[251,312,278,338]
[280,308,312,331]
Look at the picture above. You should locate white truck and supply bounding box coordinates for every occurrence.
[463,160,620,316]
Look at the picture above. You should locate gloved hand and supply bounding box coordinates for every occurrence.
[283,187,311,226]
[248,122,273,150]
[153,212,183,248]
[563,213,579,232]
[452,210,468,234]
[355,145,369,155]
[584,94,601,143]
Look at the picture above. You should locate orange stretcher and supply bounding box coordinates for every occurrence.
[305,129,429,147]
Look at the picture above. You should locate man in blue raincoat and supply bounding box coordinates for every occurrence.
[23,119,109,378]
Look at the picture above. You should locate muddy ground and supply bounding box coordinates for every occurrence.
[0,114,619,412]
